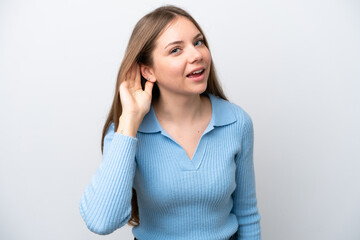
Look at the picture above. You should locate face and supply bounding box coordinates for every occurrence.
[142,16,211,97]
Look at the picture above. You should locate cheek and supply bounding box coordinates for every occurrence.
[157,59,186,79]
[153,61,184,83]
[168,62,186,76]
[204,49,211,65]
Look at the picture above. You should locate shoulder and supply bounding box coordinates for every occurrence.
[231,102,253,129]
[209,94,253,129]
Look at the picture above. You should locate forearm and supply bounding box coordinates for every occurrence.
[80,130,137,234]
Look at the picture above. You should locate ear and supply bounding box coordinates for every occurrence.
[140,64,156,83]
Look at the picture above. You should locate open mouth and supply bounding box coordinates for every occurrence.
[186,69,205,78]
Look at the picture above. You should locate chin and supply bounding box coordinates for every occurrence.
[191,82,208,95]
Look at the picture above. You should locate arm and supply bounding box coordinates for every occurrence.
[232,114,261,240]
[79,64,154,234]
[79,123,137,235]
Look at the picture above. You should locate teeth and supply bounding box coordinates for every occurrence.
[191,69,203,74]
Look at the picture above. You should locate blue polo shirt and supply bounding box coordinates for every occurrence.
[80,94,261,240]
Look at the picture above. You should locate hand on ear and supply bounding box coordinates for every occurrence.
[140,64,156,83]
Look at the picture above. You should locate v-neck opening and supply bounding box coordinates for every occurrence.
[150,94,215,170]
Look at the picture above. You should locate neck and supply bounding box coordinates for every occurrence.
[153,92,206,125]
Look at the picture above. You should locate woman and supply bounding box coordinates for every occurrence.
[79,5,261,240]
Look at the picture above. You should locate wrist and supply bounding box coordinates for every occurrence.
[117,115,142,137]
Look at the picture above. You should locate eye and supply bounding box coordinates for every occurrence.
[194,39,205,46]
[170,47,181,54]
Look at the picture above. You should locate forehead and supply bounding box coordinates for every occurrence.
[156,16,201,46]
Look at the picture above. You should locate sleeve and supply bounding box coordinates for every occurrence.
[79,123,137,235]
[231,113,261,240]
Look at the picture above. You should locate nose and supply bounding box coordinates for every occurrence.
[188,46,203,63]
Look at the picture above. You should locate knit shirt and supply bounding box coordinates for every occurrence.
[79,94,261,240]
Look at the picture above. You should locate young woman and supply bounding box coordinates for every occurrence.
[79,5,261,240]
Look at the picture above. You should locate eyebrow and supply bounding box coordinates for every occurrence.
[164,33,203,49]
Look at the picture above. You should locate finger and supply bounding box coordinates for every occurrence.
[125,65,131,81]
[144,80,154,96]
[130,63,138,87]
[126,63,134,81]
[134,64,141,87]
[130,63,136,81]
[119,79,128,92]
[124,74,128,83]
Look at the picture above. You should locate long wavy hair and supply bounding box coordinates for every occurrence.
[101,5,227,226]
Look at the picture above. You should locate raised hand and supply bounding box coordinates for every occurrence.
[117,63,154,137]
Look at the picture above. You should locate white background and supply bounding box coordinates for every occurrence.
[1,0,359,239]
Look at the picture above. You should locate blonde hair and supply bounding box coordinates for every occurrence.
[101,5,227,226]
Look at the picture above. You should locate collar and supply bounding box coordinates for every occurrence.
[137,93,237,134]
